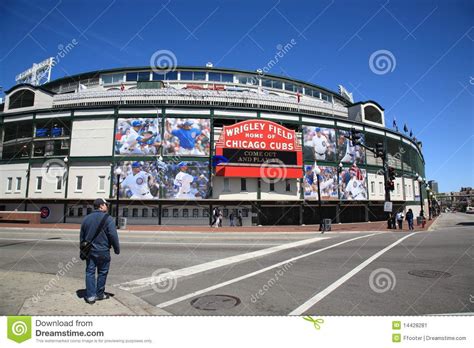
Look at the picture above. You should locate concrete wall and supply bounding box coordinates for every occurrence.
[260,179,299,200]
[67,164,111,199]
[0,163,29,199]
[28,163,67,199]
[212,177,258,200]
[367,173,385,201]
[404,178,415,201]
[70,119,114,157]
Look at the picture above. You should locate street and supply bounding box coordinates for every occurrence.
[0,213,472,316]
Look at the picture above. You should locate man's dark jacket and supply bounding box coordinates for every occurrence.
[80,210,120,254]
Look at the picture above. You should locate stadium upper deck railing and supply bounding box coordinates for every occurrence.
[52,88,349,118]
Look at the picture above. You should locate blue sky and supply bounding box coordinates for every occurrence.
[0,0,472,192]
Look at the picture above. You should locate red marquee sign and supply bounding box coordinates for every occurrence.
[215,119,302,178]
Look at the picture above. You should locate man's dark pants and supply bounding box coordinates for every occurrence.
[85,250,111,300]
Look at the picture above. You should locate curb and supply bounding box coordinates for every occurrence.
[0,270,170,316]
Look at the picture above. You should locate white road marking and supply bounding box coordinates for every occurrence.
[0,230,319,240]
[116,235,332,292]
[289,232,418,315]
[156,233,376,309]
[0,237,280,247]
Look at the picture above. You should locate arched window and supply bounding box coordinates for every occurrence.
[364,105,382,124]
[9,89,35,109]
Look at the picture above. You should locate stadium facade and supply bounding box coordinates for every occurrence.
[0,66,427,226]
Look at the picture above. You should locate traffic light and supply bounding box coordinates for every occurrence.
[375,142,385,159]
[350,128,362,146]
[387,166,396,191]
[388,166,396,181]
[386,180,395,191]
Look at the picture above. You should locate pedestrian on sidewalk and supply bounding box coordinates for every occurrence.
[406,209,414,230]
[211,207,219,227]
[80,198,120,304]
[396,211,404,230]
[218,210,223,227]
[229,212,236,227]
[237,210,243,227]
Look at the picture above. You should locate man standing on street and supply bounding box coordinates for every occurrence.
[80,198,120,304]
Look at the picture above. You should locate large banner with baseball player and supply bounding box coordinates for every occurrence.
[114,161,161,199]
[115,117,162,156]
[339,164,368,200]
[162,161,210,199]
[302,126,336,162]
[303,164,338,200]
[337,129,366,164]
[114,160,210,200]
[163,118,210,156]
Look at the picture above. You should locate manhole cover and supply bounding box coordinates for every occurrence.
[190,295,241,311]
[408,270,452,278]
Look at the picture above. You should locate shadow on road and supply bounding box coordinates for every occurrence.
[456,222,474,226]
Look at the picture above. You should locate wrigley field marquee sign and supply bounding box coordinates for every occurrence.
[215,119,303,178]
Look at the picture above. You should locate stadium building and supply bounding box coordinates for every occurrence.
[0,66,428,226]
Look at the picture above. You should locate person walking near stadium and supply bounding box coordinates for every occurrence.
[80,198,120,305]
[406,209,414,230]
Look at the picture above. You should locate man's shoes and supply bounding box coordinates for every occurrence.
[85,297,96,305]
[96,294,110,301]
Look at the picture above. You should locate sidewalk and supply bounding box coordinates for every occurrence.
[0,270,170,316]
[0,217,437,233]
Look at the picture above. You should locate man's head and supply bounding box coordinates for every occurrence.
[178,161,188,171]
[93,198,109,212]
[131,161,141,174]
[131,120,142,130]
[315,127,321,137]
[305,165,313,174]
[183,120,194,129]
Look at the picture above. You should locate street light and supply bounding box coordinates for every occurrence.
[114,167,122,228]
[416,174,426,222]
[314,165,324,232]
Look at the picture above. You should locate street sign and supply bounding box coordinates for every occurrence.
[384,201,393,212]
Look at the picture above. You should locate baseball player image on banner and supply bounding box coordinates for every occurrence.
[115,117,162,156]
[337,129,366,164]
[303,164,338,200]
[163,118,210,156]
[339,164,368,200]
[162,161,210,199]
[114,161,161,199]
[302,126,336,162]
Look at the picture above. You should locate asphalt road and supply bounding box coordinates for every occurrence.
[0,213,472,315]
